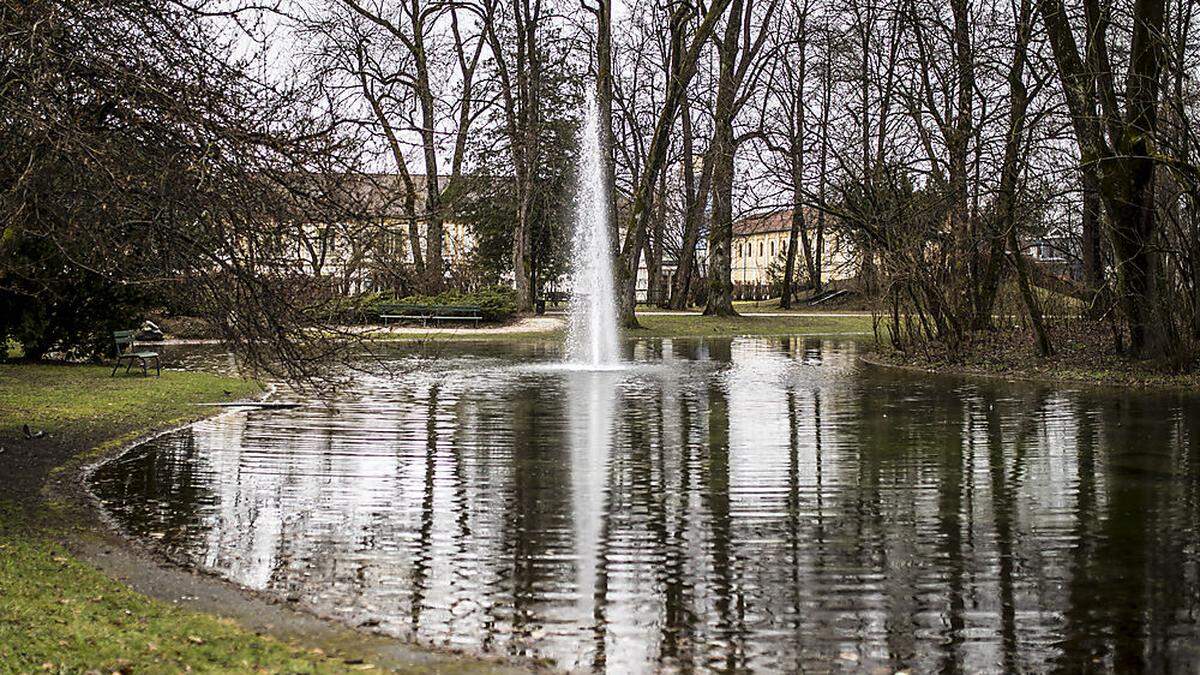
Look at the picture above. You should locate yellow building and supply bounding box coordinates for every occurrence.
[278,173,481,294]
[732,209,856,288]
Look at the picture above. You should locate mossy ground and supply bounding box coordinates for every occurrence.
[871,321,1200,389]
[0,516,350,673]
[0,363,368,673]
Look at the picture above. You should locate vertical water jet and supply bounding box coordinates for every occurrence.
[565,91,620,368]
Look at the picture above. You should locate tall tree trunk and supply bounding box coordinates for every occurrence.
[814,48,831,291]
[1081,175,1104,287]
[648,169,667,306]
[781,196,806,309]
[780,16,809,311]
[483,0,544,314]
[996,0,1050,355]
[513,174,534,312]
[704,114,737,316]
[595,0,620,261]
[670,105,711,309]
[948,0,974,323]
[411,21,444,294]
[1037,0,1171,357]
[703,0,746,317]
[354,56,424,280]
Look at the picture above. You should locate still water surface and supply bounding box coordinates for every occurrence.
[92,338,1200,673]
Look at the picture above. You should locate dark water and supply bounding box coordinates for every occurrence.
[91,338,1200,673]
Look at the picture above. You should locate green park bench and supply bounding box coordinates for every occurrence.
[535,291,570,315]
[112,330,161,377]
[377,304,483,327]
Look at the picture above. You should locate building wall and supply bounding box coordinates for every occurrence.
[732,230,857,286]
[288,218,478,295]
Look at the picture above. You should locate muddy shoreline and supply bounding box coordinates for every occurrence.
[859,350,1200,393]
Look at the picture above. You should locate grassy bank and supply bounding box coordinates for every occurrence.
[371,312,875,342]
[0,517,346,673]
[869,322,1200,389]
[0,364,259,440]
[629,313,875,339]
[0,364,361,673]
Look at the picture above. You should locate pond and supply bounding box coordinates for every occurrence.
[91,337,1200,673]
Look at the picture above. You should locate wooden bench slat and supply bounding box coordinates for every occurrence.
[377,303,484,325]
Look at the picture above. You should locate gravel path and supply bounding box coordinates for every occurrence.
[371,315,565,335]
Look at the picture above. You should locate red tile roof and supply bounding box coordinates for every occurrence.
[733,209,793,236]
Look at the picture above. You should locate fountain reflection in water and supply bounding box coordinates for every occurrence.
[91,339,1200,673]
[565,90,620,368]
[567,369,617,668]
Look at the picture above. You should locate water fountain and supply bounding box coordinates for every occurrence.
[565,91,621,368]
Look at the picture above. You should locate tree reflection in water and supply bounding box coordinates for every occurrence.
[92,338,1200,673]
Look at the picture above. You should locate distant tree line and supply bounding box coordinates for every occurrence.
[5,0,1200,372]
[588,0,1200,364]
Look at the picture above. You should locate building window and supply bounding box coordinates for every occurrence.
[759,241,763,257]
[770,241,775,257]
[736,244,742,258]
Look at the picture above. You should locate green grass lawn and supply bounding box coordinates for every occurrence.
[0,364,364,673]
[0,364,260,439]
[628,313,875,338]
[0,519,346,673]
[369,312,875,343]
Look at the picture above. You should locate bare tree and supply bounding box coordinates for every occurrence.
[478,0,553,313]
[314,0,487,293]
[1037,0,1173,357]
[601,0,737,327]
[1,0,371,384]
[704,0,779,317]
[759,0,817,308]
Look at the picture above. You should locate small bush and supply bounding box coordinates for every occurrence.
[321,291,387,324]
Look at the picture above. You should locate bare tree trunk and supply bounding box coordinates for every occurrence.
[1037,0,1172,357]
[614,0,737,326]
[1081,176,1104,287]
[997,0,1051,355]
[648,169,667,305]
[814,46,830,291]
[780,10,809,310]
[485,0,544,314]
[353,45,424,280]
[1009,228,1053,356]
[781,194,805,309]
[705,113,738,316]
[702,0,743,317]
[948,0,975,324]
[594,0,620,261]
[670,104,712,309]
